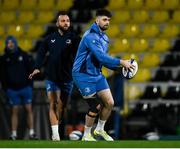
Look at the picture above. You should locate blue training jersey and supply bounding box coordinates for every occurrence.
[72,23,120,77]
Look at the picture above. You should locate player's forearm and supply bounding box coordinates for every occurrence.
[94,50,120,67]
[103,63,120,70]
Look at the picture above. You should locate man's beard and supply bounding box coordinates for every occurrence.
[58,26,69,33]
[99,25,109,31]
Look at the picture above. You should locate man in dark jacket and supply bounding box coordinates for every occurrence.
[0,36,36,140]
[29,11,81,141]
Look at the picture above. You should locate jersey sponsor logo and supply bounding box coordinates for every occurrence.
[51,39,56,43]
[66,39,72,44]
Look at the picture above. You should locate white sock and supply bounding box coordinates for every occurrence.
[51,125,59,137]
[29,129,34,136]
[95,119,106,131]
[83,126,92,137]
[12,130,17,137]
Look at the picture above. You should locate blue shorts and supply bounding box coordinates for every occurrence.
[73,74,109,97]
[6,86,32,106]
[45,80,73,95]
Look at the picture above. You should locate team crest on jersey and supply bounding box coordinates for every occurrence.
[84,87,90,93]
[66,39,72,44]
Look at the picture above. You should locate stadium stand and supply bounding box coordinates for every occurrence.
[141,85,162,100]
[0,11,16,24]
[19,0,37,10]
[144,0,161,10]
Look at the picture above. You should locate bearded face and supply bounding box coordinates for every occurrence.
[56,15,70,32]
[96,16,110,31]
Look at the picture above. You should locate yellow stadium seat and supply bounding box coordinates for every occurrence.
[122,53,139,62]
[161,24,179,38]
[131,38,148,53]
[0,38,5,54]
[127,0,143,10]
[151,11,169,23]
[172,11,180,23]
[19,0,37,10]
[17,11,35,24]
[141,24,159,38]
[129,69,151,82]
[7,25,24,38]
[35,11,55,24]
[55,0,73,11]
[110,38,130,53]
[151,39,171,52]
[106,25,120,38]
[132,10,149,23]
[107,0,126,10]
[109,44,121,56]
[141,53,160,68]
[18,39,33,52]
[26,25,45,38]
[125,85,142,100]
[38,0,54,10]
[123,24,140,37]
[0,0,2,9]
[0,11,16,24]
[162,0,179,10]
[145,0,161,10]
[2,0,19,10]
[111,11,130,23]
[0,25,5,37]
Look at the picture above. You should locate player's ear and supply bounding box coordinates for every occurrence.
[96,17,99,25]
[56,21,59,27]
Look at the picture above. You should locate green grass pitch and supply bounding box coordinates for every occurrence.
[0,140,180,148]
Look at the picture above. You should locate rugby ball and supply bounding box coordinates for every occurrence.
[122,59,138,79]
[144,132,160,140]
[69,130,83,140]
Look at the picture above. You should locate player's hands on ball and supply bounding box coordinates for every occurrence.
[120,59,135,71]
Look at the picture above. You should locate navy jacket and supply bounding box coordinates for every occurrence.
[35,31,80,83]
[0,36,34,90]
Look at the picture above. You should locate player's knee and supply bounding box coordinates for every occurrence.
[57,99,63,107]
[12,106,19,114]
[87,103,101,118]
[49,101,56,110]
[26,106,32,113]
[85,96,102,118]
[105,99,114,110]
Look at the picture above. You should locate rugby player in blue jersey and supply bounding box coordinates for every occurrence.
[72,9,134,141]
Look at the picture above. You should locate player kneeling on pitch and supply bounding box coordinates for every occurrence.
[72,9,135,141]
